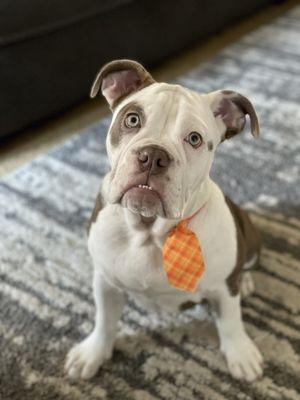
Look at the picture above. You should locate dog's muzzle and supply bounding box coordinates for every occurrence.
[121,146,171,217]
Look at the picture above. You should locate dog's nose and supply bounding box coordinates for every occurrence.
[137,146,171,175]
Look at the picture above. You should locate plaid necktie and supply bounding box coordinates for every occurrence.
[163,216,205,292]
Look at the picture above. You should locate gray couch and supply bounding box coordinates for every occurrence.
[0,0,277,137]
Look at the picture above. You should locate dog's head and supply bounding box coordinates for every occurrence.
[91,60,259,219]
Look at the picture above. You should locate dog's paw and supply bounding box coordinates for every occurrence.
[65,334,112,380]
[222,333,263,382]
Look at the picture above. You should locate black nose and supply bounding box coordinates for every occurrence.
[137,146,171,175]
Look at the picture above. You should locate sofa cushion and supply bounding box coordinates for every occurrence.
[0,0,275,137]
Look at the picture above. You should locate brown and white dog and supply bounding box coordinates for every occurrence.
[65,60,263,382]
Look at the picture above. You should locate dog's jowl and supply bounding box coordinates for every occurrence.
[65,60,263,382]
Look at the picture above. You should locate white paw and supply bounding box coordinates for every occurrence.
[222,333,263,382]
[65,334,112,380]
[241,272,255,298]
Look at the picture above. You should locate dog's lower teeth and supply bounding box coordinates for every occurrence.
[137,185,152,190]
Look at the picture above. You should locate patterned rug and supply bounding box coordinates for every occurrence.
[1,6,300,400]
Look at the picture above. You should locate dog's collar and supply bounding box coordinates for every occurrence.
[181,202,207,226]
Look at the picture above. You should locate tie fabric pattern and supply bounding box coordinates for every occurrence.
[163,217,205,292]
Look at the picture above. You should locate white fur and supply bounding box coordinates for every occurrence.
[215,289,263,381]
[65,81,263,382]
[88,180,235,307]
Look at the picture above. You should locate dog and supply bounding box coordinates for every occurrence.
[65,59,263,382]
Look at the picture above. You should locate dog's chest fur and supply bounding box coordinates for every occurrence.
[88,182,238,312]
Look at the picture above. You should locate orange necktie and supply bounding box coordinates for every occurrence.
[163,217,205,292]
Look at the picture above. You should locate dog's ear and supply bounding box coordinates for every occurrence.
[208,90,259,140]
[90,59,155,108]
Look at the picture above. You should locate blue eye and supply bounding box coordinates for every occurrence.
[185,132,203,148]
[125,113,140,128]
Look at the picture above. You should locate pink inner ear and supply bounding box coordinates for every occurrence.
[101,70,141,105]
[214,98,245,132]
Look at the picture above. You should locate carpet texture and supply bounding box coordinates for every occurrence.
[1,6,300,400]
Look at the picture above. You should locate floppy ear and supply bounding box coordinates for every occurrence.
[208,90,259,140]
[90,59,155,108]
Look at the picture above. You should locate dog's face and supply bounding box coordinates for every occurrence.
[91,60,259,219]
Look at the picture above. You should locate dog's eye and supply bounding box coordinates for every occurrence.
[125,113,140,128]
[184,132,203,148]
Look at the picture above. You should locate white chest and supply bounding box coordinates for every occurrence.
[88,194,237,312]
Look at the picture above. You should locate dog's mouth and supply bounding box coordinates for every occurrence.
[121,183,165,217]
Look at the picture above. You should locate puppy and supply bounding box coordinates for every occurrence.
[65,60,263,382]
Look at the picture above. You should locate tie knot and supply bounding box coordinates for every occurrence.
[176,219,190,232]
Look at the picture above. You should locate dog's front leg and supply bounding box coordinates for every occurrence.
[65,271,125,380]
[211,287,263,381]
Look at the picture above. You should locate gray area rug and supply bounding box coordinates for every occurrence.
[1,6,300,400]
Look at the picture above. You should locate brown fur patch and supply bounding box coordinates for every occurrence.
[207,141,214,151]
[87,192,105,235]
[225,196,261,296]
[109,102,146,147]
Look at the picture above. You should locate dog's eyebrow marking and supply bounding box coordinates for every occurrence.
[109,101,145,146]
[207,141,214,151]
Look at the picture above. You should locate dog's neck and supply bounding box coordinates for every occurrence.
[123,177,214,246]
[181,178,212,219]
